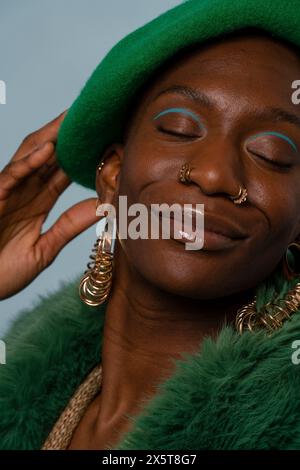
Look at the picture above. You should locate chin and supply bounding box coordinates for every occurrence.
[124,237,251,299]
[134,249,236,300]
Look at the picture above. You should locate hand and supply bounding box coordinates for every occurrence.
[0,111,99,300]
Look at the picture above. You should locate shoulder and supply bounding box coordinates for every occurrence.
[0,274,106,450]
[117,312,300,450]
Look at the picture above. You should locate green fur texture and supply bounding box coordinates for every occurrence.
[1,264,300,449]
[0,274,104,450]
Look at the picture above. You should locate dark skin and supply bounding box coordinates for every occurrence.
[67,33,300,449]
[1,32,300,450]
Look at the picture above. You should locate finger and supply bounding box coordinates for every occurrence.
[37,198,99,262]
[35,153,61,183]
[42,165,72,200]
[0,142,55,200]
[27,164,72,217]
[11,110,68,162]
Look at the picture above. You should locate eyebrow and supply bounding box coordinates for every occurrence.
[152,84,300,130]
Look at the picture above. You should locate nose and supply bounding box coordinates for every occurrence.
[185,139,245,199]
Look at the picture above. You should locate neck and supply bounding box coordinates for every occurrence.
[92,245,255,441]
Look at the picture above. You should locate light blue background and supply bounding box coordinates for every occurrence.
[0,0,180,336]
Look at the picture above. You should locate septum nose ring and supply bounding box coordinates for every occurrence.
[178,163,247,205]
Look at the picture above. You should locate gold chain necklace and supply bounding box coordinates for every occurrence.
[235,281,300,334]
[41,280,300,449]
[41,363,102,450]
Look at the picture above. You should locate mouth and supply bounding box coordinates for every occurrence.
[150,205,248,251]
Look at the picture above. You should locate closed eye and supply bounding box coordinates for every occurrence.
[250,151,292,169]
[157,127,199,139]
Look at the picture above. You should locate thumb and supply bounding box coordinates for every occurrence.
[37,197,99,263]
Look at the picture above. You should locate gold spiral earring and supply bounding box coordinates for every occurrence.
[79,214,115,307]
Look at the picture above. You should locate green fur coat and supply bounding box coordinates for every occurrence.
[1,272,300,450]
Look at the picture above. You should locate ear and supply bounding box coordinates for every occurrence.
[291,232,300,247]
[95,143,124,205]
[293,215,300,243]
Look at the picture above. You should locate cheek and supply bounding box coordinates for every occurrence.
[121,135,183,199]
[249,174,300,247]
[118,145,151,201]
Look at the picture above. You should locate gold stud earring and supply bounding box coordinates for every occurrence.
[97,161,105,172]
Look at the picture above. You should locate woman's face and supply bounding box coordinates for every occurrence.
[99,33,300,299]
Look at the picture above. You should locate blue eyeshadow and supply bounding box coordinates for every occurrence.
[247,131,298,153]
[152,107,204,129]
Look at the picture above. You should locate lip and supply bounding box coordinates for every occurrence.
[150,205,248,251]
[151,205,247,238]
[201,212,248,240]
[201,230,243,251]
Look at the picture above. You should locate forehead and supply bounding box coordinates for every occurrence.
[123,30,300,138]
[149,33,299,96]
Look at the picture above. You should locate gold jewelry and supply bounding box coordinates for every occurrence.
[179,163,193,184]
[229,186,247,204]
[41,363,103,450]
[97,161,105,172]
[79,217,115,307]
[282,241,300,280]
[235,280,300,335]
[179,164,247,205]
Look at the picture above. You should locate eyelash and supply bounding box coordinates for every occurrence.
[250,151,292,169]
[158,127,199,139]
[158,127,293,170]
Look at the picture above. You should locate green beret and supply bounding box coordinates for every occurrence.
[56,0,300,190]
